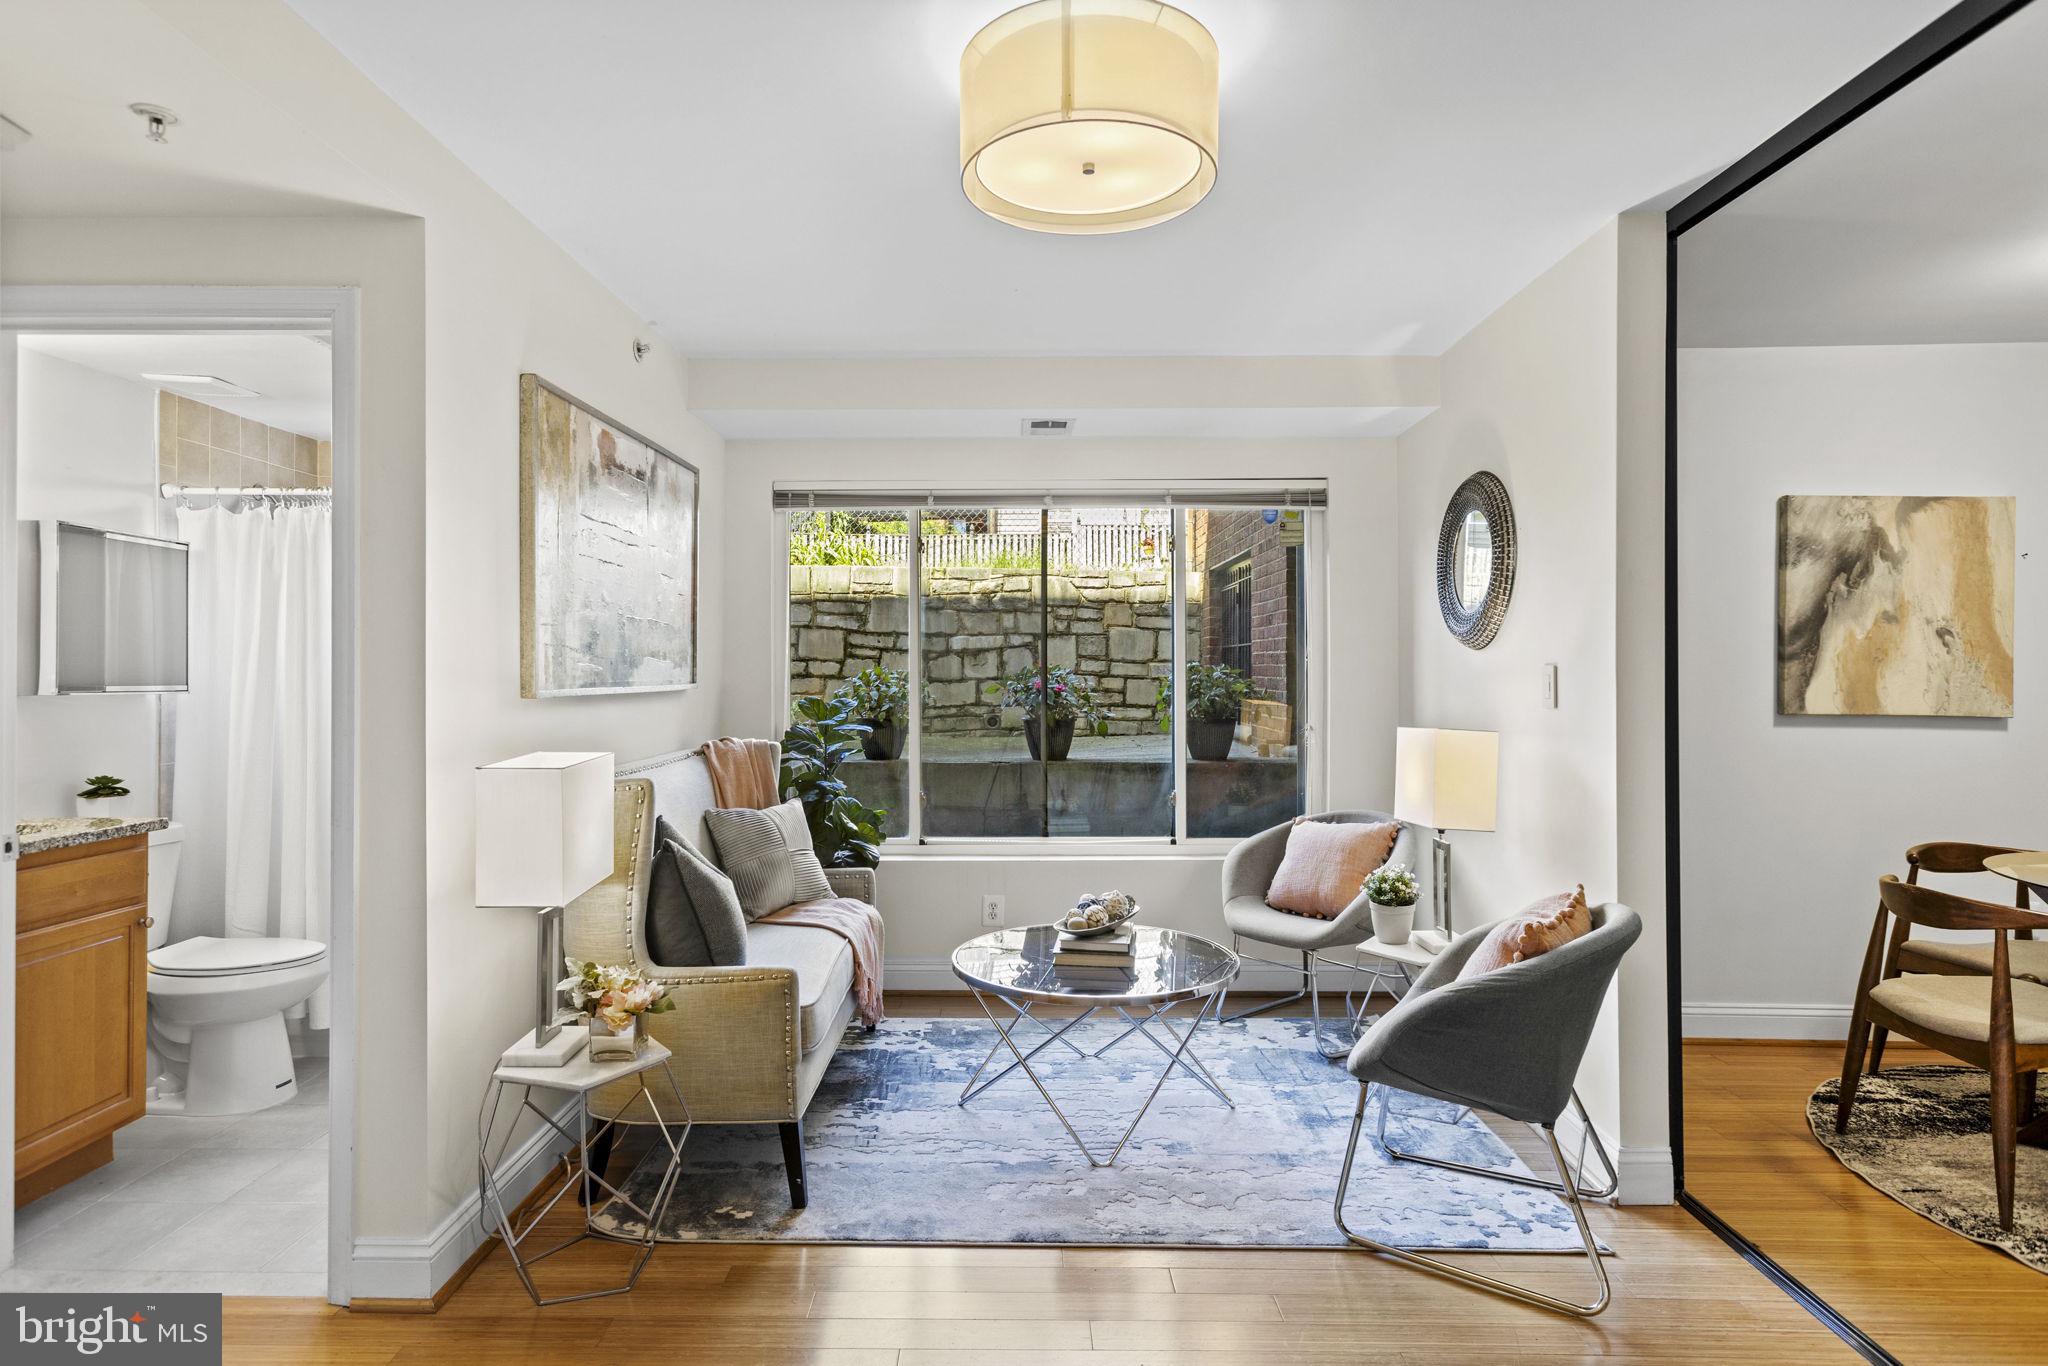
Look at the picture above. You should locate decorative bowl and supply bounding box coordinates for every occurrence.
[1057,902,1140,938]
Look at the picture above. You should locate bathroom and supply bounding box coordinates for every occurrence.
[8,331,334,1293]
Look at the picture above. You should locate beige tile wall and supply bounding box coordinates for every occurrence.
[156,391,332,491]
[153,393,331,817]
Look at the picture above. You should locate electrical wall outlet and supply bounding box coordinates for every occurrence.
[980,894,1005,927]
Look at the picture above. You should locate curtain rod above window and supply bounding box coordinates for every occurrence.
[772,484,1327,511]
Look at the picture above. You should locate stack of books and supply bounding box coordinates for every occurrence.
[1054,925,1137,981]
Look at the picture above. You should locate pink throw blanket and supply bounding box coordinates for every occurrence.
[762,898,886,1029]
[700,736,781,810]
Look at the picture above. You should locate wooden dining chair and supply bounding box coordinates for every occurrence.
[1838,875,2048,1230]
[1866,842,2042,1075]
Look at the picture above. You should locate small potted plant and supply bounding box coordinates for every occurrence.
[561,958,677,1061]
[1363,863,1420,946]
[834,665,919,760]
[75,774,136,821]
[1155,663,1251,762]
[993,666,1107,761]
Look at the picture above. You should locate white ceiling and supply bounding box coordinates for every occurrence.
[0,0,405,217]
[283,0,1950,359]
[1679,0,2048,348]
[18,333,335,441]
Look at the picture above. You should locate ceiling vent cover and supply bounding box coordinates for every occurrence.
[1021,418,1076,437]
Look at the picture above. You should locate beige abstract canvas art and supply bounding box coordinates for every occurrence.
[520,375,697,697]
[1776,495,2014,717]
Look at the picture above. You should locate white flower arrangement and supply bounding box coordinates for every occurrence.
[1363,863,1418,908]
[560,958,676,1034]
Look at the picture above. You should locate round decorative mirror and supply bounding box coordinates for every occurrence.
[1436,471,1515,649]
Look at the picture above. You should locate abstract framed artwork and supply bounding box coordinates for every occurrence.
[1776,495,2013,717]
[519,374,698,698]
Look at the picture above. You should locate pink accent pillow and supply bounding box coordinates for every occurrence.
[1458,885,1593,979]
[1265,819,1400,920]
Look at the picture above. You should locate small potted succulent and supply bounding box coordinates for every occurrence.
[560,957,677,1061]
[1363,863,1420,946]
[833,665,921,761]
[993,665,1107,761]
[75,774,136,821]
[1155,663,1251,762]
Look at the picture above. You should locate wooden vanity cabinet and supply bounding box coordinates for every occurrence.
[14,834,150,1206]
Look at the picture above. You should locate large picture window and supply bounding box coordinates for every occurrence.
[785,496,1314,843]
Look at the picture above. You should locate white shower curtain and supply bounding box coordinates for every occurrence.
[174,500,332,1029]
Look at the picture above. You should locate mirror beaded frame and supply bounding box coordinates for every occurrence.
[1435,470,1516,650]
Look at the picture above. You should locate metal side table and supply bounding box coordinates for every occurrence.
[477,1037,689,1306]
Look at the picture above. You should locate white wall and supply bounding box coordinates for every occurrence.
[1397,216,1670,1200]
[720,436,1399,967]
[7,0,728,1297]
[14,349,162,818]
[1678,343,2045,1039]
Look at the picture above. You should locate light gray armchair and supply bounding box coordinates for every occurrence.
[1220,810,1424,1057]
[1333,902,1641,1317]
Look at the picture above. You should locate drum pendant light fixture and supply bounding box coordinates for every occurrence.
[960,0,1219,234]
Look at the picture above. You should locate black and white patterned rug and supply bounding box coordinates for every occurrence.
[1810,1064,2048,1273]
[591,1016,1600,1250]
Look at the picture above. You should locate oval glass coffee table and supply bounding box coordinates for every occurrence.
[951,924,1240,1167]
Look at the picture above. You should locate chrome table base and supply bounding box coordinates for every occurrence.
[959,989,1232,1167]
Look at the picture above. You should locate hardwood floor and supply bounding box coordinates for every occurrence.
[218,998,1869,1365]
[1683,1038,2048,1365]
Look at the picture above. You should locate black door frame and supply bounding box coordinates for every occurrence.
[1661,3,2034,1361]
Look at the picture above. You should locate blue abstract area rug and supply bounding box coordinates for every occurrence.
[592,1016,1594,1251]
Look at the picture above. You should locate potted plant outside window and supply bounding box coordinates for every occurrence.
[994,666,1107,761]
[1363,863,1420,946]
[1155,663,1252,762]
[834,665,923,760]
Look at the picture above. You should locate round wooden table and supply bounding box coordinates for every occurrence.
[1985,850,2048,900]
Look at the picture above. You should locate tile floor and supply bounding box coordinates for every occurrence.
[2,1056,329,1296]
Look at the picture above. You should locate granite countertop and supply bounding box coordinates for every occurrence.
[17,816,170,856]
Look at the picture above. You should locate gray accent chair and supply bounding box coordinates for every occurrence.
[1334,902,1641,1317]
[563,746,872,1209]
[1219,810,1424,1057]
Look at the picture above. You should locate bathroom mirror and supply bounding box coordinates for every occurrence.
[1435,471,1515,649]
[36,520,189,694]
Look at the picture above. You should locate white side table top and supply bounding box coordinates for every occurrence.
[1355,935,1440,970]
[494,1038,672,1092]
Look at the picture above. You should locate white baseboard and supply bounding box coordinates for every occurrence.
[1683,1001,1850,1041]
[1552,1104,1671,1206]
[349,1095,577,1302]
[886,955,1357,996]
[1615,1146,1675,1205]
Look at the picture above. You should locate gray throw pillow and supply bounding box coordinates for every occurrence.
[704,799,833,919]
[645,817,748,967]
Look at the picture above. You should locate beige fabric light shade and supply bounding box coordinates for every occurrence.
[961,0,1219,234]
[1393,728,1499,833]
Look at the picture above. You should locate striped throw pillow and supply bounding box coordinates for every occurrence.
[703,799,833,920]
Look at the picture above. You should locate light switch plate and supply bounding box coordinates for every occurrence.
[1541,663,1559,709]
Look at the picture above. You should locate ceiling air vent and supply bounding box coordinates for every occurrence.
[1021,418,1076,437]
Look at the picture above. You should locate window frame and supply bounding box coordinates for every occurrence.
[777,501,1326,856]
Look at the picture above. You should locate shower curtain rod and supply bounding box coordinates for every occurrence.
[161,483,332,499]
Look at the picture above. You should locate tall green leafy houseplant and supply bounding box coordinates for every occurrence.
[780,694,888,868]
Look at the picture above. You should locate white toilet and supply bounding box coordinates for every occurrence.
[145,822,330,1115]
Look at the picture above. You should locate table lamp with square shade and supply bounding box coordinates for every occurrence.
[476,751,614,1067]
[1393,727,1498,936]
